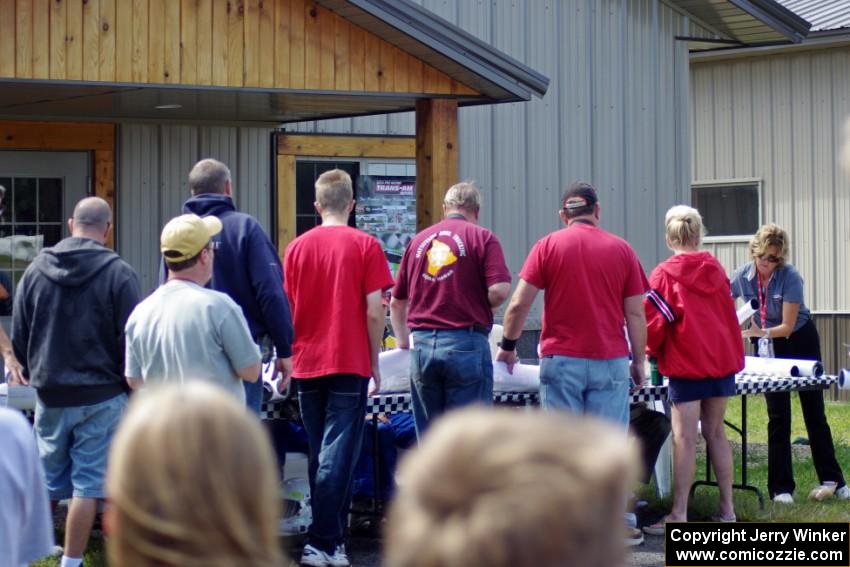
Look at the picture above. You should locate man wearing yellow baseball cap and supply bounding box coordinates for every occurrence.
[124,214,262,403]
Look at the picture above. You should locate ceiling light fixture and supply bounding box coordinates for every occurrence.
[154,103,183,110]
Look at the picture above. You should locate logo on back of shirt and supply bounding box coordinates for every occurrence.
[426,240,457,276]
[417,230,467,282]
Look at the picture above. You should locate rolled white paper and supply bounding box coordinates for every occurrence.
[743,355,823,378]
[493,361,540,392]
[488,324,504,359]
[839,369,850,390]
[0,383,36,411]
[371,348,412,393]
[737,298,759,325]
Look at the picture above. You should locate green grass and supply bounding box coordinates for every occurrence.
[29,528,105,567]
[642,393,850,522]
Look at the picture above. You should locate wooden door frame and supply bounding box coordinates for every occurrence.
[0,120,116,247]
[276,133,415,255]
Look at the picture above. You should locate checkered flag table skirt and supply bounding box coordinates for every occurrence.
[260,373,838,419]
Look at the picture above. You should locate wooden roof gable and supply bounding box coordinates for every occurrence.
[0,0,478,96]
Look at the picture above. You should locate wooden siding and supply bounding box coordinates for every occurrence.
[0,0,478,95]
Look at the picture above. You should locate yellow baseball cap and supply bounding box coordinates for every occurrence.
[160,214,223,263]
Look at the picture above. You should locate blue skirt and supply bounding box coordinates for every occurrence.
[667,374,736,404]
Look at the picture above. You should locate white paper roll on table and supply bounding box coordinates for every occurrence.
[0,383,37,410]
[737,298,759,325]
[493,361,540,392]
[743,355,823,377]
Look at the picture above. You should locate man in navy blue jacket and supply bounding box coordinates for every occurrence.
[180,158,294,413]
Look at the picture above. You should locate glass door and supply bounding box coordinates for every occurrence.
[0,151,89,313]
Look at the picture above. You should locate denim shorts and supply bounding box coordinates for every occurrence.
[667,374,735,404]
[34,393,128,500]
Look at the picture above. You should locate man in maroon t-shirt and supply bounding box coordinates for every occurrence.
[496,181,648,428]
[391,182,511,437]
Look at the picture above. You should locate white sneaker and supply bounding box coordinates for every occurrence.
[773,493,794,504]
[301,544,331,567]
[835,486,850,500]
[328,545,350,567]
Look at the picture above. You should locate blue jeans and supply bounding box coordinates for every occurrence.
[539,355,630,428]
[34,393,128,500]
[410,329,493,438]
[296,375,368,554]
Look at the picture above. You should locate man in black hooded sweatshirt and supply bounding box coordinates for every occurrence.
[179,158,293,414]
[11,197,140,567]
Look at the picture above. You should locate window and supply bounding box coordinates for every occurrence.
[691,180,760,239]
[0,176,65,287]
[295,161,359,234]
[294,158,416,276]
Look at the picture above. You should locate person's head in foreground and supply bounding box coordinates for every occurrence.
[105,382,285,567]
[385,408,638,567]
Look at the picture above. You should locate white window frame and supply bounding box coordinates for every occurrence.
[691,177,762,243]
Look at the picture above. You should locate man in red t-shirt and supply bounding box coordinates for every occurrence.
[283,169,393,567]
[391,182,511,437]
[496,182,648,428]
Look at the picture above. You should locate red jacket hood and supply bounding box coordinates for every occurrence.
[657,251,729,296]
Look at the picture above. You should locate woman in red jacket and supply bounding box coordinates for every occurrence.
[643,206,744,533]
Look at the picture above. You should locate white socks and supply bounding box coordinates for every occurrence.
[60,556,83,567]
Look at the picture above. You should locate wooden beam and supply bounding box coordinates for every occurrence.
[415,99,458,231]
[0,121,114,151]
[276,154,296,256]
[94,149,115,248]
[277,134,415,158]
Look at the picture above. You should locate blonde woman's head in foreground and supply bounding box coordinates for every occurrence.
[385,408,638,567]
[665,205,704,251]
[105,382,284,567]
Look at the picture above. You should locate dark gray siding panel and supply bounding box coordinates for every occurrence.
[118,124,273,295]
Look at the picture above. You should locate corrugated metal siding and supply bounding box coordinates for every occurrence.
[693,46,850,312]
[117,124,273,295]
[288,0,695,324]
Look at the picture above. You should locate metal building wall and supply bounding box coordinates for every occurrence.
[117,124,274,295]
[288,0,696,323]
[692,46,850,313]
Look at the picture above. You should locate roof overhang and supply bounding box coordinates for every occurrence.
[690,30,850,61]
[314,0,549,102]
[0,79,496,125]
[673,0,811,50]
[0,0,549,125]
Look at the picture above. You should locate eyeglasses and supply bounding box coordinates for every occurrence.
[207,241,220,251]
[759,254,781,264]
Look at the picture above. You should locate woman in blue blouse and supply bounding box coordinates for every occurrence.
[730,223,846,504]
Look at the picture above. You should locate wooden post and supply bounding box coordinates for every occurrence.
[415,98,458,231]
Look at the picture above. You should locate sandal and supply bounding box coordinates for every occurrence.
[643,516,684,536]
[710,513,737,523]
